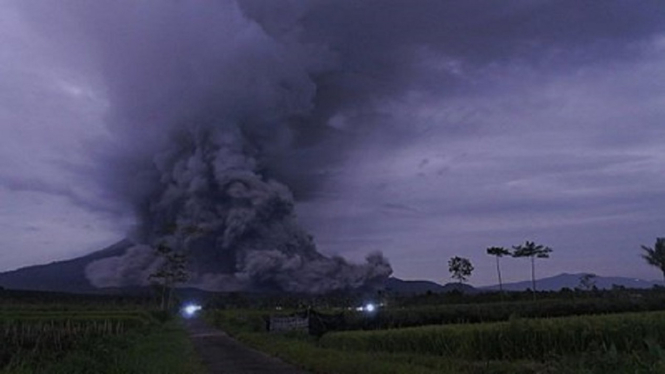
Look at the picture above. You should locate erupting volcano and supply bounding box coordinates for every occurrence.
[86,127,391,292]
[60,1,396,293]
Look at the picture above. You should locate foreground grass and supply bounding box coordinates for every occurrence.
[235,331,548,374]
[321,311,665,360]
[210,310,665,374]
[220,330,665,374]
[2,321,206,374]
[209,311,544,374]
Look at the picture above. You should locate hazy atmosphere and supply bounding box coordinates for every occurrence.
[1,1,665,287]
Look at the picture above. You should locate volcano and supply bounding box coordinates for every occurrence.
[0,238,391,294]
[0,240,134,293]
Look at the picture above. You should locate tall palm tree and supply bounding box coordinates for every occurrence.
[486,246,510,292]
[641,238,665,282]
[512,241,553,296]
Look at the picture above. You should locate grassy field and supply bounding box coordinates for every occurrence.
[321,311,665,358]
[338,294,665,330]
[5,288,665,374]
[0,302,205,374]
[209,306,665,374]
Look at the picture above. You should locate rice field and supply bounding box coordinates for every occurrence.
[0,303,205,374]
[210,306,665,374]
[1,310,151,369]
[321,311,665,360]
[339,294,665,330]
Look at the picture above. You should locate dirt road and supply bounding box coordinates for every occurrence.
[184,317,311,374]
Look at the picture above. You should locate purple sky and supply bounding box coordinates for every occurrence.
[1,1,665,286]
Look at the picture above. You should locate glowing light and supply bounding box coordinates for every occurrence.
[364,303,376,313]
[182,303,202,318]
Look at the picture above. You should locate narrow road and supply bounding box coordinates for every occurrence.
[183,317,311,374]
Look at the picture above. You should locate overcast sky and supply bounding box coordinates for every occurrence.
[1,1,664,286]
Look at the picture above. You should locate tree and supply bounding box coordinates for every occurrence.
[640,237,665,282]
[486,246,511,293]
[148,243,189,311]
[577,273,597,291]
[512,241,552,296]
[448,256,474,284]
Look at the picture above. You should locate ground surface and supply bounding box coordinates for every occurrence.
[184,317,311,374]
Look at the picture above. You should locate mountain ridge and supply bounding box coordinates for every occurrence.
[1,241,662,294]
[481,272,663,291]
[0,239,134,293]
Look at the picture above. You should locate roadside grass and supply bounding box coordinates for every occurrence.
[1,321,206,374]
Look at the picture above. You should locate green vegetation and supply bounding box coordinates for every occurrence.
[149,242,190,311]
[321,311,665,359]
[486,246,511,293]
[0,289,156,311]
[2,321,206,374]
[578,273,598,291]
[209,307,665,374]
[0,300,204,374]
[641,237,665,282]
[512,240,553,294]
[340,294,665,330]
[447,256,474,284]
[230,331,551,374]
[207,309,272,335]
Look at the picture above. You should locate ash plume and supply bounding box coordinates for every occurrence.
[61,0,395,293]
[89,126,391,292]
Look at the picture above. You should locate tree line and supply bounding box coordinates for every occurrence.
[448,237,665,295]
[448,240,552,297]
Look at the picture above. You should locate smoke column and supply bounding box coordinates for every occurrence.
[68,1,393,292]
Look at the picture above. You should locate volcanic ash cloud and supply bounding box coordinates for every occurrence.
[22,0,394,292]
[85,127,391,293]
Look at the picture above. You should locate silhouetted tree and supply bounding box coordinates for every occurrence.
[577,273,597,291]
[640,237,665,282]
[148,243,189,311]
[512,241,552,297]
[448,256,474,284]
[486,246,511,292]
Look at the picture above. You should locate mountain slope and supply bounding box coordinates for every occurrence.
[7,244,657,296]
[483,273,663,291]
[385,277,445,294]
[0,239,133,293]
[2,242,443,295]
[385,277,478,295]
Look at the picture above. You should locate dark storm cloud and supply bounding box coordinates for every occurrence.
[14,0,665,197]
[242,0,665,90]
[0,174,121,215]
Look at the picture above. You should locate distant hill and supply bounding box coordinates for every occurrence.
[0,239,134,293]
[385,277,477,295]
[385,277,445,294]
[483,273,663,291]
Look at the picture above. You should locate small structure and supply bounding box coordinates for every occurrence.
[267,309,345,336]
[268,315,309,332]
